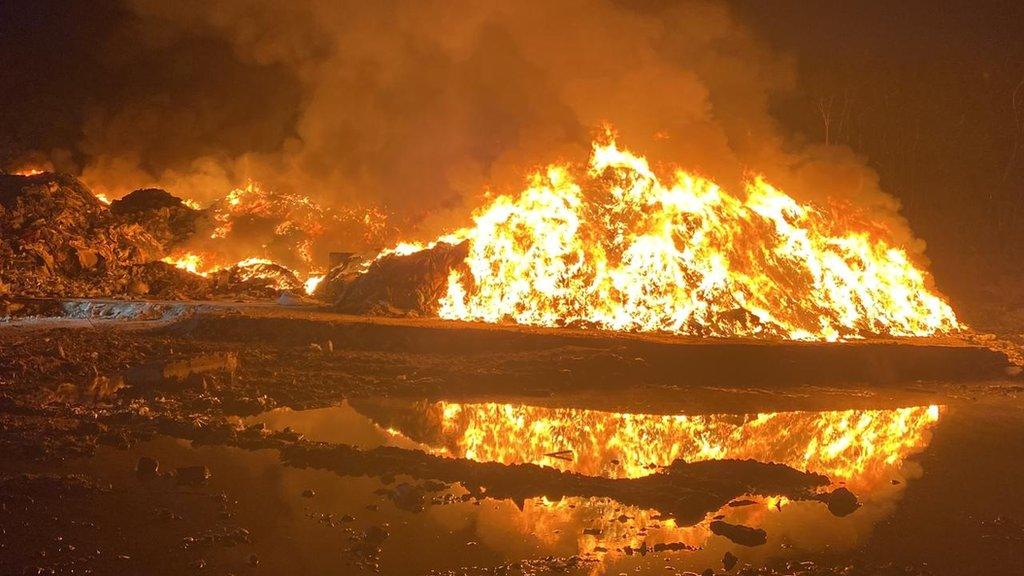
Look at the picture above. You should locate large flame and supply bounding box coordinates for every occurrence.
[159,179,397,294]
[434,139,958,340]
[435,402,941,489]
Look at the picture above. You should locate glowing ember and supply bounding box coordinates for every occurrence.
[163,252,209,276]
[433,402,942,489]
[161,252,310,292]
[423,138,959,340]
[12,168,45,176]
[303,274,324,295]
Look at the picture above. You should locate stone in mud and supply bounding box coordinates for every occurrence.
[176,465,211,485]
[363,525,390,547]
[652,541,694,552]
[723,551,738,571]
[390,483,425,512]
[136,456,159,479]
[709,520,767,547]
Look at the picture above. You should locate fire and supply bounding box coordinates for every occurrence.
[161,250,326,294]
[13,168,45,176]
[430,138,959,340]
[303,274,324,295]
[94,192,112,205]
[434,402,942,488]
[163,252,209,276]
[155,177,396,294]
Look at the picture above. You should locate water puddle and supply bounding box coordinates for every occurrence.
[238,396,956,572]
[28,391,1019,574]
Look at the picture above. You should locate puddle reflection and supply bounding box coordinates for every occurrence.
[245,398,945,571]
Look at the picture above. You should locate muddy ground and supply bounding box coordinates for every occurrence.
[1,301,1023,575]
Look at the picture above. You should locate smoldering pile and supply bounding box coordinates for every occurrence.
[0,173,306,303]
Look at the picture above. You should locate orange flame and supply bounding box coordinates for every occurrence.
[14,168,45,176]
[435,402,941,489]
[428,139,958,340]
[161,252,312,292]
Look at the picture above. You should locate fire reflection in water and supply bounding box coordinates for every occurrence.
[433,402,941,487]
[392,401,942,564]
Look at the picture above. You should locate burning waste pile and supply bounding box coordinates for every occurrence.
[0,171,392,305]
[319,139,961,341]
[2,138,961,342]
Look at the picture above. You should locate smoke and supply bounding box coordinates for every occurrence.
[37,0,922,253]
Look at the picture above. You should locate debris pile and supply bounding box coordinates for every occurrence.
[0,173,174,297]
[209,259,303,296]
[0,173,310,301]
[317,241,469,316]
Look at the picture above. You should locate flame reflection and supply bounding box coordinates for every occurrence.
[427,402,941,489]
[406,401,942,565]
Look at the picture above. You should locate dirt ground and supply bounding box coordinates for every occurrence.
[1,300,1022,575]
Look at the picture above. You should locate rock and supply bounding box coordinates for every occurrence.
[389,483,425,512]
[363,525,389,547]
[723,551,738,571]
[709,521,767,547]
[815,487,860,517]
[652,542,694,552]
[136,456,159,479]
[175,466,211,485]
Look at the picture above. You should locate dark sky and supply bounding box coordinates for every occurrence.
[1,0,1023,299]
[733,0,1024,298]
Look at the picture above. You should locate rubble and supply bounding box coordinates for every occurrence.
[0,173,317,301]
[0,173,168,297]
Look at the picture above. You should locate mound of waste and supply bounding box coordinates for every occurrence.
[316,241,468,316]
[0,173,298,300]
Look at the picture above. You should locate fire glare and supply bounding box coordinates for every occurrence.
[435,402,941,489]
[434,140,959,340]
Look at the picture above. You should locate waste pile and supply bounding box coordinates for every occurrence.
[0,173,304,301]
[316,241,469,316]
